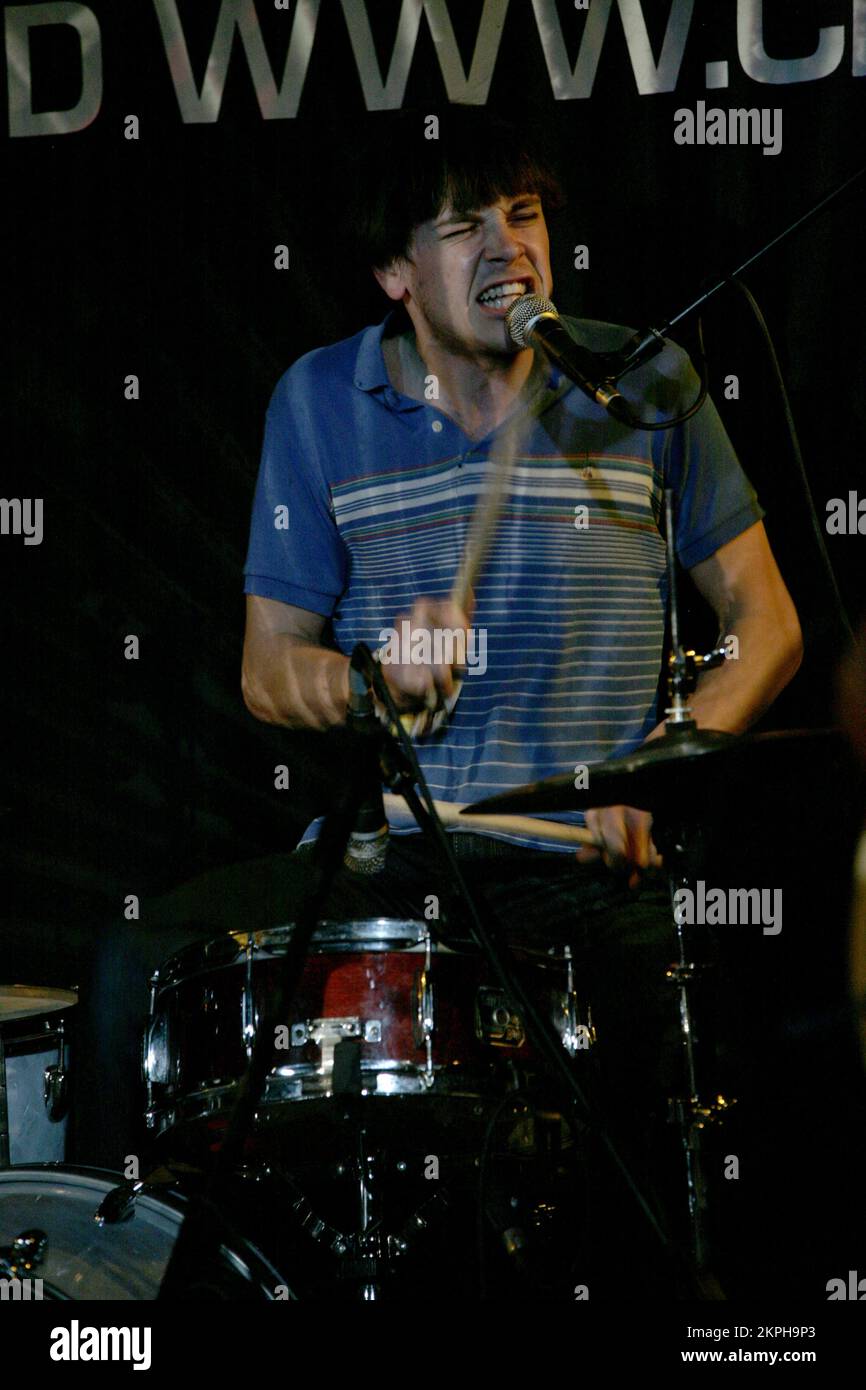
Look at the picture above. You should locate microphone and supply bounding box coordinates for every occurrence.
[344,647,389,874]
[506,295,634,425]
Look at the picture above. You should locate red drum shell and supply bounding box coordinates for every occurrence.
[144,920,588,1136]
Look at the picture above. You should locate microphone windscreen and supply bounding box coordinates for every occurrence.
[344,828,389,874]
[506,293,557,347]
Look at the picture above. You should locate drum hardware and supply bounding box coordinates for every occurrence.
[144,971,160,1123]
[413,926,435,1086]
[0,1228,48,1279]
[94,1178,161,1227]
[43,1061,69,1123]
[665,961,708,986]
[655,494,731,1277]
[243,932,256,1060]
[0,987,77,1169]
[561,947,595,1056]
[668,1095,736,1133]
[283,1156,452,1283]
[475,989,526,1048]
[289,1018,383,1074]
[2,1028,70,1166]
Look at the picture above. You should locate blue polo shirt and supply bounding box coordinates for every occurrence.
[244,312,763,850]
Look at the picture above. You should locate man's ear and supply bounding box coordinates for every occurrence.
[373,258,410,302]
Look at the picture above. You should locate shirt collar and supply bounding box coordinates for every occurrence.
[352,312,395,394]
[352,308,567,407]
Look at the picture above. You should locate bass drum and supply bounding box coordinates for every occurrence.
[0,1166,293,1300]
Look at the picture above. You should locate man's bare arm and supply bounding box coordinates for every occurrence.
[242,593,471,731]
[671,519,803,735]
[241,595,350,730]
[577,521,803,880]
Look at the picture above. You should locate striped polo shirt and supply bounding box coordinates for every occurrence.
[244,311,763,850]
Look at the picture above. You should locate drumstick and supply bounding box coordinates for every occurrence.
[382,793,596,848]
[403,417,522,728]
[450,413,522,616]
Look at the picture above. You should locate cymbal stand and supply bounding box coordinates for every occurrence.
[655,489,735,1273]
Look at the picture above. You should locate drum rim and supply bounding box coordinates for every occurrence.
[152,922,567,992]
[0,1162,187,1210]
[0,985,78,1023]
[152,919,439,988]
[0,1164,291,1299]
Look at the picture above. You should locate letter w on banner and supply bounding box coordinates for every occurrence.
[153,0,321,122]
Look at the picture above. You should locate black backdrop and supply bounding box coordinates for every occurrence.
[2,0,866,1297]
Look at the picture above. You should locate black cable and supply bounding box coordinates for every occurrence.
[618,315,709,432]
[730,276,854,644]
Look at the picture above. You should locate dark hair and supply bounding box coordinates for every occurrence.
[352,106,565,270]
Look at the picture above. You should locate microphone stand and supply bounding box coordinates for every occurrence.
[595,165,865,386]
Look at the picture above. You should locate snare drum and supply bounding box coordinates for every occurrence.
[0,1166,291,1299]
[143,920,592,1139]
[0,986,76,1167]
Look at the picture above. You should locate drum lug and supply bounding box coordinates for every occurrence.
[242,933,257,1059]
[560,947,596,1056]
[43,1064,69,1122]
[413,928,435,1086]
[0,1229,48,1278]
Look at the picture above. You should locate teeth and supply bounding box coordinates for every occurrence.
[478,280,528,306]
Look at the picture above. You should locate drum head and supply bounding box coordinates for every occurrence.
[0,1167,290,1300]
[0,986,77,1023]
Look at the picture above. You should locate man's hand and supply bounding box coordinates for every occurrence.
[378,598,470,713]
[575,805,663,890]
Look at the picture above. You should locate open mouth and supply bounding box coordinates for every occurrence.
[475,278,533,312]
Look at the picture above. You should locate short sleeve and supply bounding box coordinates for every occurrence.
[243,375,347,616]
[659,351,765,570]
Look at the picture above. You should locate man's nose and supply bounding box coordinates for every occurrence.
[482,214,523,261]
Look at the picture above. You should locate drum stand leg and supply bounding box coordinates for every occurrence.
[356,1128,381,1302]
[665,872,735,1276]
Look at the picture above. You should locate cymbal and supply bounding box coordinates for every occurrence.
[462,727,846,818]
